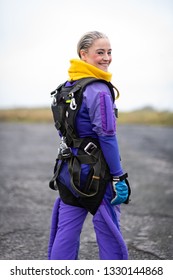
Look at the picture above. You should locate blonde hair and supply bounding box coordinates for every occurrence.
[77,31,108,58]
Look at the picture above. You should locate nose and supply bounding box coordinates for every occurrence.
[103,53,110,61]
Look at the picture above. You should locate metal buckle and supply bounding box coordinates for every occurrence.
[84,142,97,155]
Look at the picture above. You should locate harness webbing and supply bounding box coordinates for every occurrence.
[51,77,117,146]
[49,77,117,214]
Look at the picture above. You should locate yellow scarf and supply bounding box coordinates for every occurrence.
[68,59,112,82]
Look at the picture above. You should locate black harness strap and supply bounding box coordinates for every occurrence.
[68,150,104,198]
[49,161,62,191]
[64,78,116,146]
[49,77,118,214]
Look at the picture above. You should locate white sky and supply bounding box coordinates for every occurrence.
[0,0,173,111]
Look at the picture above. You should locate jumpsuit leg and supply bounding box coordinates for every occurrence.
[49,200,88,260]
[93,201,128,260]
[48,197,61,259]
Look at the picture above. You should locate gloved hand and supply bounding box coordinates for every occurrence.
[111,179,129,205]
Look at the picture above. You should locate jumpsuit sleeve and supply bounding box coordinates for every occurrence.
[84,82,123,176]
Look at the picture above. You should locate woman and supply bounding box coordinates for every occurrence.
[48,31,130,260]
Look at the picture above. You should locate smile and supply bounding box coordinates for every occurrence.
[99,63,109,68]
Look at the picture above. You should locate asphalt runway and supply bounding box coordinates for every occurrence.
[0,122,173,260]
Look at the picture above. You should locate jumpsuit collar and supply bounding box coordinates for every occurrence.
[68,59,112,82]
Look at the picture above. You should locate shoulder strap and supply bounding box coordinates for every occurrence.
[50,77,118,145]
[69,77,117,102]
[65,78,118,145]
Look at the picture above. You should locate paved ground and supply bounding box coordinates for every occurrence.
[0,122,173,260]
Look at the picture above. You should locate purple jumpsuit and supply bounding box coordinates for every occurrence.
[48,81,128,259]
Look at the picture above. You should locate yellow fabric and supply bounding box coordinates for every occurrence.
[68,59,112,82]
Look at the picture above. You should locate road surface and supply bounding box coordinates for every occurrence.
[0,122,172,260]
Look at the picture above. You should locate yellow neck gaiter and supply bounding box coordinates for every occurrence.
[68,59,112,82]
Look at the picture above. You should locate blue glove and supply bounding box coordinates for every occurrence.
[111,179,128,205]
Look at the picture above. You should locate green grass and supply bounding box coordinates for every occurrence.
[0,108,53,123]
[118,109,173,126]
[0,107,173,126]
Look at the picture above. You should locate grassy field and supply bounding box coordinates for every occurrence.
[0,107,173,126]
[0,108,53,123]
[119,109,173,126]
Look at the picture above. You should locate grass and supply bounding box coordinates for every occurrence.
[0,108,53,123]
[0,107,173,126]
[118,109,173,126]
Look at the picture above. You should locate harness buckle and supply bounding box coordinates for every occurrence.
[84,142,97,155]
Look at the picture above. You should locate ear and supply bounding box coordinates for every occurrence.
[80,49,87,61]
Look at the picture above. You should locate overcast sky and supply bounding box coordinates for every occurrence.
[0,0,173,111]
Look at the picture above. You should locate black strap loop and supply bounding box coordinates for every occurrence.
[49,138,111,198]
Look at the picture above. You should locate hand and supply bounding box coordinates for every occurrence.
[111,180,128,205]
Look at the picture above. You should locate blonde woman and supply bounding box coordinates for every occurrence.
[48,31,130,260]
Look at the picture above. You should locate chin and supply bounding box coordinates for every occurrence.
[98,66,108,72]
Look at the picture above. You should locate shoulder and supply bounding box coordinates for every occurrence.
[85,81,112,92]
[82,81,116,115]
[83,81,113,100]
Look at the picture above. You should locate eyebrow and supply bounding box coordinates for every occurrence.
[96,48,112,51]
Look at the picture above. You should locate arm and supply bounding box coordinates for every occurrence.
[98,134,123,176]
[84,82,123,176]
[84,82,130,205]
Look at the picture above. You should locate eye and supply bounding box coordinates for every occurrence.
[97,51,104,55]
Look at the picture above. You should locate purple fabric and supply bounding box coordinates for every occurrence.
[48,80,128,260]
[48,197,60,259]
[75,82,123,176]
[100,91,116,133]
[48,197,128,260]
[97,202,128,260]
[99,135,123,176]
[80,82,116,136]
[49,200,87,260]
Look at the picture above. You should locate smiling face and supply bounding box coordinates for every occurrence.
[80,38,112,72]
